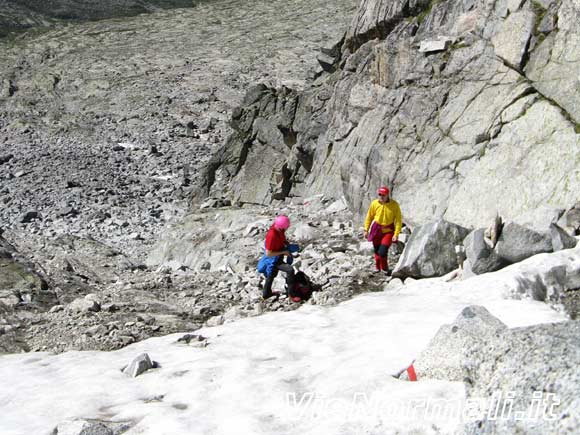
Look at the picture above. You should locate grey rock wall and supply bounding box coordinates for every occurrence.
[204,0,580,231]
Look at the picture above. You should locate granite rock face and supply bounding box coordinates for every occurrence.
[203,0,580,230]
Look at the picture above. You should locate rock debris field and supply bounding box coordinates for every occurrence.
[0,0,368,353]
[0,0,357,257]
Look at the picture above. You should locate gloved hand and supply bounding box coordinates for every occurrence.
[286,255,294,265]
[287,243,300,253]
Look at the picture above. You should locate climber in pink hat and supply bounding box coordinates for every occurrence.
[257,215,298,299]
[363,186,403,275]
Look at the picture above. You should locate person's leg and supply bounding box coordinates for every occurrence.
[276,262,295,296]
[377,232,394,272]
[263,269,279,299]
[372,232,383,271]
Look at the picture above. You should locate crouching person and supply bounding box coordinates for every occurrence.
[257,215,299,299]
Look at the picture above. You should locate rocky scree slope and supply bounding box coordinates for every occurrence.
[0,0,359,353]
[0,0,195,36]
[0,0,358,259]
[1,198,399,354]
[195,0,580,229]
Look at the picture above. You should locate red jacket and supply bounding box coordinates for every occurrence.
[265,225,286,252]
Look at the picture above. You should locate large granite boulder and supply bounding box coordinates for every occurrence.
[392,219,469,278]
[495,222,553,264]
[463,229,506,276]
[463,321,580,434]
[414,306,507,381]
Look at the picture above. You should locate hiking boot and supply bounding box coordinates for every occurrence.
[383,269,392,277]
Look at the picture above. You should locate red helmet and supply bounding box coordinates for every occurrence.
[378,186,390,196]
[274,215,290,230]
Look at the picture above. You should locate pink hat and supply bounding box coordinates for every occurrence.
[274,215,290,230]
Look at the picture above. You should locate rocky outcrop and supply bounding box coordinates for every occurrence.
[203,0,580,231]
[0,235,52,307]
[192,85,303,205]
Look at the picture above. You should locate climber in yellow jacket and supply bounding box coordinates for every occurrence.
[363,186,402,275]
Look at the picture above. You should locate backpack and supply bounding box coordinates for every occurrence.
[289,271,316,302]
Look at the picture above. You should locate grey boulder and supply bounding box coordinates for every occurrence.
[464,321,580,434]
[122,353,156,377]
[550,223,578,252]
[495,222,553,264]
[53,420,112,435]
[464,229,506,276]
[68,297,101,313]
[52,418,132,435]
[414,306,507,382]
[392,219,470,279]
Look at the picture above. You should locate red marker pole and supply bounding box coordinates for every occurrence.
[407,364,417,382]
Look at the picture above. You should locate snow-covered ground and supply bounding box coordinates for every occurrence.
[1,247,578,435]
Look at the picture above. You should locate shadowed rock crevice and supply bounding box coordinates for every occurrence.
[343,0,433,54]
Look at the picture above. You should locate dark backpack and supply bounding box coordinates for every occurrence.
[289,271,317,302]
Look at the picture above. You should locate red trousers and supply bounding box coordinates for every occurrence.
[372,231,394,271]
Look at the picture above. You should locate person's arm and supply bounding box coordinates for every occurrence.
[393,202,402,242]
